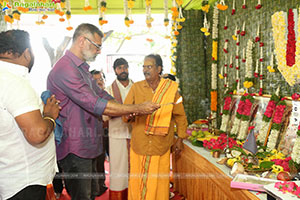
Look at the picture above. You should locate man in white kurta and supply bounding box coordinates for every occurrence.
[105,58,133,199]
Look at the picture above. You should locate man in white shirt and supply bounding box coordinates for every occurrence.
[104,58,133,199]
[0,30,60,200]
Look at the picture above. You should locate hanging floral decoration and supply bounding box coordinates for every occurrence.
[240,21,246,36]
[272,9,300,86]
[217,0,228,11]
[220,90,233,133]
[255,0,262,10]
[231,0,235,15]
[211,4,219,127]
[201,19,210,36]
[54,2,65,22]
[257,91,280,144]
[201,0,209,13]
[83,0,93,11]
[243,39,254,89]
[242,0,246,9]
[163,0,169,27]
[145,0,154,28]
[267,54,276,73]
[255,24,260,42]
[124,0,133,27]
[223,16,228,30]
[267,98,287,150]
[201,13,210,36]
[65,0,72,30]
[99,0,108,27]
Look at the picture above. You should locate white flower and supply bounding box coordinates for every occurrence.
[237,120,250,140]
[231,118,241,136]
[257,121,270,143]
[220,114,230,132]
[267,129,280,151]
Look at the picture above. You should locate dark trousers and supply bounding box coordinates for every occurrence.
[53,162,64,194]
[60,153,105,200]
[8,185,46,200]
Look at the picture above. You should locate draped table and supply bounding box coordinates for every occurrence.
[172,140,267,200]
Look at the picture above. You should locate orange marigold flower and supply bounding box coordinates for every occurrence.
[129,20,134,24]
[174,30,179,35]
[59,11,64,16]
[55,9,60,14]
[171,7,177,12]
[66,26,73,31]
[87,5,92,10]
[146,38,153,42]
[42,15,48,20]
[60,2,66,8]
[59,18,65,22]
[4,15,13,23]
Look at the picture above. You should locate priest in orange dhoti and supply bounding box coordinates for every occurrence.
[123,54,188,200]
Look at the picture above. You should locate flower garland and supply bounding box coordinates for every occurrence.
[237,94,255,140]
[220,91,233,133]
[267,54,276,73]
[124,0,134,27]
[83,0,93,11]
[65,0,72,30]
[145,0,153,28]
[291,122,300,164]
[274,181,300,198]
[203,134,241,152]
[242,0,246,9]
[231,0,235,15]
[257,92,280,144]
[210,5,219,127]
[55,3,65,22]
[163,0,169,30]
[267,98,287,150]
[200,0,210,36]
[217,0,228,11]
[272,9,300,86]
[243,39,254,89]
[286,9,296,67]
[255,0,262,9]
[99,0,108,27]
[230,95,245,137]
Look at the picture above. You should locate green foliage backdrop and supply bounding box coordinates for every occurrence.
[176,0,300,124]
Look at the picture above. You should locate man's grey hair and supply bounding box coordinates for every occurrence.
[73,23,104,41]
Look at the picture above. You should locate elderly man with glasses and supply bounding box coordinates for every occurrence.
[47,23,160,200]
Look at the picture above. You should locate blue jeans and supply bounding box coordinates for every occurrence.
[59,153,104,200]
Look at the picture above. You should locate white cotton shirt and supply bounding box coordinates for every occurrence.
[0,61,57,200]
[105,79,133,139]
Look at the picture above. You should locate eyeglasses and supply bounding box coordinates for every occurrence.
[143,65,155,69]
[85,37,102,51]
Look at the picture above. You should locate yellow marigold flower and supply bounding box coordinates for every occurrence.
[201,4,210,13]
[200,27,207,32]
[219,74,224,79]
[232,35,237,40]
[272,165,283,174]
[125,36,131,40]
[128,1,135,9]
[204,32,210,36]
[233,90,237,95]
[177,25,183,30]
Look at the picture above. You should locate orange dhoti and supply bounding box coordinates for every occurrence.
[128,148,170,200]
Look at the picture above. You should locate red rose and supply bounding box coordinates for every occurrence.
[236,42,240,46]
[254,72,259,77]
[224,26,228,30]
[237,30,240,34]
[229,64,233,68]
[259,88,263,96]
[240,31,246,36]
[260,58,263,62]
[255,36,260,42]
[223,48,228,53]
[236,66,239,70]
[242,5,246,9]
[232,9,236,15]
[256,4,262,9]
[242,59,246,63]
[259,42,264,47]
[292,93,300,100]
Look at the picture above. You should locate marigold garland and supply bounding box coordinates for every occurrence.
[210,90,218,112]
